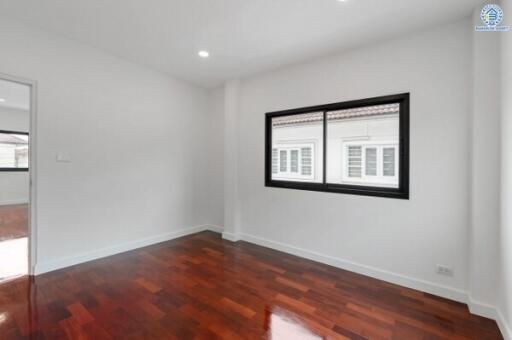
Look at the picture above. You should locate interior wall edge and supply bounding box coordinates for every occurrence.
[222,231,241,242]
[496,308,512,340]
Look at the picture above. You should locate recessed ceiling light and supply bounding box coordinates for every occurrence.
[198,50,210,58]
[0,98,5,103]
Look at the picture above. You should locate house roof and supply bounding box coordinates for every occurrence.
[272,103,399,127]
[0,133,28,144]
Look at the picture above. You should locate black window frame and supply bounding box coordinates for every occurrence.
[265,93,410,199]
[0,129,30,172]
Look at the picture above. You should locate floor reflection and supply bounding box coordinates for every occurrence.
[0,237,28,281]
[0,204,28,282]
[266,307,322,340]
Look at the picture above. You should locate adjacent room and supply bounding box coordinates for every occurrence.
[0,78,30,282]
[0,0,510,339]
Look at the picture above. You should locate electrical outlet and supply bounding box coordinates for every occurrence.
[437,265,454,277]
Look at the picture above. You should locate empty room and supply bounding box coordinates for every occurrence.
[0,0,510,339]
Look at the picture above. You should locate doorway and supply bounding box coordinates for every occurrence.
[0,75,35,282]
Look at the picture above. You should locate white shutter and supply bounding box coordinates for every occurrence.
[279,150,287,172]
[383,147,396,177]
[290,150,299,173]
[365,147,377,176]
[272,148,278,174]
[301,147,312,176]
[348,146,362,178]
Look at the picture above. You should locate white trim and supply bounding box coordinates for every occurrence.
[467,296,511,340]
[0,73,37,276]
[222,231,241,242]
[34,225,223,275]
[0,199,29,206]
[30,225,510,338]
[496,309,512,340]
[241,232,468,302]
[206,225,225,234]
[239,232,510,337]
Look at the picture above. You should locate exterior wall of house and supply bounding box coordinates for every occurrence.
[273,122,323,183]
[272,115,399,185]
[326,115,398,185]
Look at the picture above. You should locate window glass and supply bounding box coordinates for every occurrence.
[271,112,323,182]
[326,103,399,188]
[266,93,409,198]
[0,132,29,170]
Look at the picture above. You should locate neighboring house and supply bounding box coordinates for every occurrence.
[0,133,29,168]
[271,103,399,188]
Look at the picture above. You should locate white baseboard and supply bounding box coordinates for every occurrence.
[467,296,511,338]
[241,233,469,302]
[0,199,28,206]
[207,225,225,234]
[34,224,223,275]
[496,309,512,340]
[468,295,498,319]
[238,232,511,338]
[222,231,241,242]
[32,225,510,339]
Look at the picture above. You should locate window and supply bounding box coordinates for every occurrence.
[0,130,29,171]
[268,111,323,183]
[272,144,315,181]
[342,142,398,187]
[265,93,409,199]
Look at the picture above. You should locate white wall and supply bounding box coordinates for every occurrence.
[0,106,29,132]
[0,172,29,206]
[203,87,225,228]
[233,19,472,300]
[222,81,242,241]
[468,6,501,315]
[499,0,512,336]
[0,17,212,272]
[0,106,29,205]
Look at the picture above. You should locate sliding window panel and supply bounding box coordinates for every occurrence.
[270,112,323,183]
[0,131,29,171]
[326,103,400,189]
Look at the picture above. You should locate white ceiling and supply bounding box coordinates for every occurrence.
[0,78,30,111]
[0,0,484,88]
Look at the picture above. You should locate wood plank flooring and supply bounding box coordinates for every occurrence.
[0,231,503,339]
[0,204,28,241]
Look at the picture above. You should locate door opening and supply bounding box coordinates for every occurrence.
[0,76,34,282]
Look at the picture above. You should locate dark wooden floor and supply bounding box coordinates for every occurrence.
[0,204,28,241]
[0,231,502,339]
